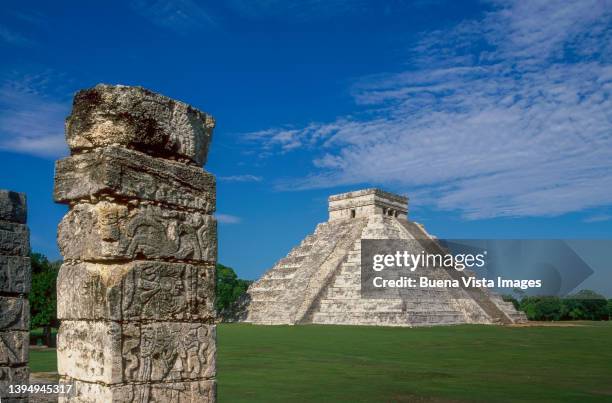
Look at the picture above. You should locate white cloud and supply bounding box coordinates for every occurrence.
[219,174,263,182]
[0,24,31,46]
[0,77,69,158]
[130,0,216,33]
[216,213,242,224]
[247,0,612,219]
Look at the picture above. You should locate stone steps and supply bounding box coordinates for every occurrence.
[396,219,520,325]
[312,311,411,326]
[245,217,368,324]
[319,299,405,313]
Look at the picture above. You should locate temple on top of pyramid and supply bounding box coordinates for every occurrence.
[240,188,526,327]
[328,188,408,220]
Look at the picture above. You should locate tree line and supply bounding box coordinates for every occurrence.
[503,289,612,321]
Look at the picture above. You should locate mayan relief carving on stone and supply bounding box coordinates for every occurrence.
[122,323,215,382]
[58,262,215,322]
[58,202,216,262]
[0,190,31,401]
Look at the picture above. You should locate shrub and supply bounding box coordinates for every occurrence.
[519,290,609,321]
[561,290,608,321]
[520,296,562,321]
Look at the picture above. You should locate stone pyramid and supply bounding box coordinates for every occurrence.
[243,189,526,326]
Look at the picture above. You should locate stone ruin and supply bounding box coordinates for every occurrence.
[0,190,31,402]
[244,189,527,326]
[53,84,217,402]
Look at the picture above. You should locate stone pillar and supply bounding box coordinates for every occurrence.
[54,84,217,402]
[0,190,31,402]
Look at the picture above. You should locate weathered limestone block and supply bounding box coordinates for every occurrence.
[58,201,217,262]
[0,366,29,398]
[0,256,31,294]
[66,84,215,165]
[0,331,28,365]
[0,222,29,257]
[59,378,215,403]
[0,190,27,224]
[58,321,215,384]
[0,297,30,330]
[57,261,215,321]
[54,146,215,212]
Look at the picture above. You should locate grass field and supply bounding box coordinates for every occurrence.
[218,322,612,402]
[29,347,58,373]
[30,322,612,402]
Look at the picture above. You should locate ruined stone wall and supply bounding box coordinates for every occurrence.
[54,84,217,402]
[0,190,31,402]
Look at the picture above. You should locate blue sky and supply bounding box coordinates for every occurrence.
[1,0,611,282]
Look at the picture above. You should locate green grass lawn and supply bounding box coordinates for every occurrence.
[217,322,612,402]
[29,322,612,402]
[29,348,57,373]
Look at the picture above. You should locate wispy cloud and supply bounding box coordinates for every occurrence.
[130,0,216,33]
[246,0,612,219]
[216,213,242,224]
[219,174,263,182]
[12,10,45,25]
[226,0,368,21]
[0,76,69,158]
[584,214,612,223]
[0,24,31,46]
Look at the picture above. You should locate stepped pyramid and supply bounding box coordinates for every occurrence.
[243,189,526,326]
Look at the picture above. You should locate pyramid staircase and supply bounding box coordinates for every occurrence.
[399,220,527,324]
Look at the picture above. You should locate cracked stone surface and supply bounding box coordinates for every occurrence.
[54,146,215,213]
[0,191,27,224]
[0,256,31,294]
[54,85,216,402]
[0,222,30,257]
[65,84,215,165]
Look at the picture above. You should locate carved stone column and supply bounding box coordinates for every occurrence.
[0,190,31,402]
[54,84,217,402]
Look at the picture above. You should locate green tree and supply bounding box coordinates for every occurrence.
[520,291,608,321]
[608,299,612,320]
[216,263,251,314]
[520,296,562,321]
[29,253,61,345]
[561,290,608,321]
